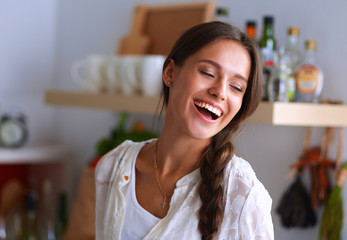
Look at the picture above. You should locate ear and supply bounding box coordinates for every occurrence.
[163,59,175,87]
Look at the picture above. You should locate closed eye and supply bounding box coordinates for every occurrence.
[230,84,243,93]
[199,70,214,78]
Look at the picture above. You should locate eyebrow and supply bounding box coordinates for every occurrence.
[198,59,248,83]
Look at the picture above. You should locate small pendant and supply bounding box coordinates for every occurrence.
[161,196,167,209]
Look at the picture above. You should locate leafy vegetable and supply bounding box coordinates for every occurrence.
[276,176,317,228]
[318,161,347,240]
[95,112,159,156]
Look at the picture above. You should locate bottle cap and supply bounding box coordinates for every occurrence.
[288,27,299,36]
[216,7,229,16]
[246,20,256,27]
[264,16,274,25]
[305,40,317,51]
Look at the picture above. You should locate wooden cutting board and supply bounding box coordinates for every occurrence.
[117,5,150,55]
[118,33,150,55]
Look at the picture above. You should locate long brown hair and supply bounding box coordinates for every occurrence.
[161,21,263,239]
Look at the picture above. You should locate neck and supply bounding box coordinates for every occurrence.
[156,126,210,177]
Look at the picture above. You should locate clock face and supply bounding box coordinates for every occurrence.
[0,119,27,148]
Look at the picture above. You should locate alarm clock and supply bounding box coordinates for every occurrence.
[0,113,28,148]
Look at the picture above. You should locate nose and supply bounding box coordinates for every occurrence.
[208,79,226,101]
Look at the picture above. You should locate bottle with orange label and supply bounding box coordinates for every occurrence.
[245,20,257,40]
[295,40,324,102]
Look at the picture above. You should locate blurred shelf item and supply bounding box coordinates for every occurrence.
[45,89,347,127]
[0,143,72,164]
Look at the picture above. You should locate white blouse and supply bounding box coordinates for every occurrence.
[120,147,160,239]
[95,140,274,240]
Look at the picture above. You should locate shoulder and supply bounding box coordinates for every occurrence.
[221,155,274,239]
[94,140,148,182]
[223,155,271,204]
[225,155,257,186]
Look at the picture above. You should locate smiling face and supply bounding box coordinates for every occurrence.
[163,39,251,140]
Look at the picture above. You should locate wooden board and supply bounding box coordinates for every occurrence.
[118,2,215,55]
[118,6,151,54]
[248,102,347,127]
[118,34,150,55]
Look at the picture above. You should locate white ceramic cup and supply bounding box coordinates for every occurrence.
[71,55,109,92]
[139,55,165,96]
[106,56,122,93]
[118,55,142,95]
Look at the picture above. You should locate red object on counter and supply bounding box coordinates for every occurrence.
[90,155,103,169]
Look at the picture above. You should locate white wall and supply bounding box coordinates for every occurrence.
[2,0,347,239]
[0,1,57,143]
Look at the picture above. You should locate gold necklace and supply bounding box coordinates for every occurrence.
[153,140,168,209]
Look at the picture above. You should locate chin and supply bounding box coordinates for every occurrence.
[189,129,218,141]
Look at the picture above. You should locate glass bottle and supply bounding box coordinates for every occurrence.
[268,48,291,102]
[4,204,24,240]
[295,40,324,102]
[259,16,277,101]
[0,217,6,240]
[214,7,229,23]
[40,180,56,240]
[23,192,39,240]
[245,20,257,40]
[285,27,302,101]
[54,193,68,240]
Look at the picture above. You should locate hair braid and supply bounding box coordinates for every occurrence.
[198,127,237,239]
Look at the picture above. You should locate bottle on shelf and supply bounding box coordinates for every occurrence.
[214,7,230,23]
[245,20,257,40]
[295,40,324,102]
[259,16,277,101]
[285,27,302,71]
[268,48,291,102]
[284,26,302,101]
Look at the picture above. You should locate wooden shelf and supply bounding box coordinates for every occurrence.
[0,143,72,164]
[45,89,347,127]
[247,102,347,127]
[45,89,160,115]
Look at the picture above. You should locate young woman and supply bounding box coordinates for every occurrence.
[95,21,274,240]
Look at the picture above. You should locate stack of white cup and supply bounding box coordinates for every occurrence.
[71,54,166,96]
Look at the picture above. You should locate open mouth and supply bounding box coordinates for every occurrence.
[194,101,222,121]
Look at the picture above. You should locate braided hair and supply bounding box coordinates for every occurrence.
[160,21,263,239]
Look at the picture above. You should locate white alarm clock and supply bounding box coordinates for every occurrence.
[0,113,28,148]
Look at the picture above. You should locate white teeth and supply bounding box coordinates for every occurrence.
[194,101,222,117]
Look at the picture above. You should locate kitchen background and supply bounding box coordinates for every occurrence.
[1,0,347,239]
